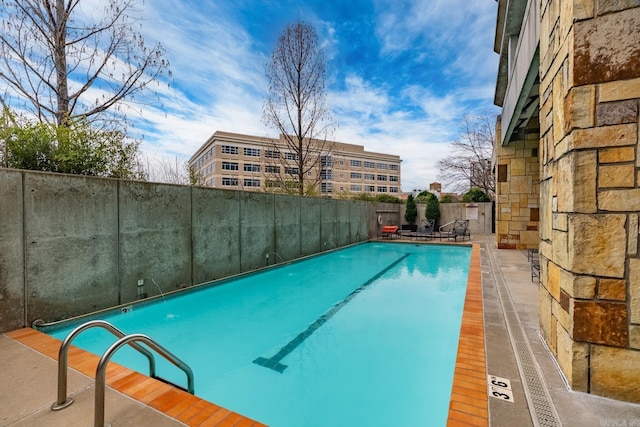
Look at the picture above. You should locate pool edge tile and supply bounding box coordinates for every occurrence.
[447,243,489,427]
[4,328,264,427]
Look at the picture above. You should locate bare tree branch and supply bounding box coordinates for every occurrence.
[436,112,496,198]
[262,21,334,195]
[0,0,169,127]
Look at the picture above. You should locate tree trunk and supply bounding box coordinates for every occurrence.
[54,0,70,126]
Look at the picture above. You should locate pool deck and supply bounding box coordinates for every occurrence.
[2,235,640,426]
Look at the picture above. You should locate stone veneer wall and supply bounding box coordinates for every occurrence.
[538,0,640,402]
[495,119,540,249]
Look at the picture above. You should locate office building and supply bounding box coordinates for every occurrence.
[189,131,402,196]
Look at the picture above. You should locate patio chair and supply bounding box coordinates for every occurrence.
[439,219,470,241]
[414,219,436,240]
[398,224,417,239]
[379,224,399,239]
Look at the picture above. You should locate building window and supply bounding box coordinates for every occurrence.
[243,163,260,172]
[221,145,238,155]
[284,152,299,160]
[320,169,333,180]
[243,147,260,156]
[390,187,399,193]
[389,164,399,171]
[222,177,238,186]
[265,165,280,173]
[351,185,362,192]
[206,178,215,187]
[321,183,333,193]
[531,208,540,221]
[364,161,375,168]
[321,156,333,167]
[365,185,375,192]
[350,172,362,179]
[243,178,260,187]
[350,159,362,167]
[377,163,387,169]
[285,167,299,175]
[265,149,280,158]
[377,175,387,181]
[221,162,238,171]
[389,175,399,182]
[364,173,375,180]
[377,186,387,192]
[498,164,508,182]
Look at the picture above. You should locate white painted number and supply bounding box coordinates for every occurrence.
[487,375,514,403]
[492,390,510,400]
[491,379,508,388]
[488,386,514,402]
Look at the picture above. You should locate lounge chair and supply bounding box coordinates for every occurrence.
[439,219,470,241]
[398,224,416,239]
[414,219,436,240]
[380,224,399,239]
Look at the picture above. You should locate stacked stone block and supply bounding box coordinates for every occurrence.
[495,120,540,249]
[539,0,640,403]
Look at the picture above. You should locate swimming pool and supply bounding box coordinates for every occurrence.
[47,242,471,426]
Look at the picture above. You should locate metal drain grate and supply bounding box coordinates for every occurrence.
[486,244,561,427]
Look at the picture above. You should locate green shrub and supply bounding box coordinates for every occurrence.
[462,188,491,202]
[426,196,441,226]
[405,194,418,224]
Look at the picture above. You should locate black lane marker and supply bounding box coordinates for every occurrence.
[253,253,411,373]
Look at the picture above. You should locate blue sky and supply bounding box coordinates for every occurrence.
[6,0,499,192]
[128,0,500,191]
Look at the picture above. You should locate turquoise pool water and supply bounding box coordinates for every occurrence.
[48,242,471,426]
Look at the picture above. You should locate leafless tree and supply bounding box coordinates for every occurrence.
[436,113,496,199]
[147,155,203,186]
[262,21,334,196]
[0,0,169,127]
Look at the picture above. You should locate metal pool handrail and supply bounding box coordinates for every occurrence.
[51,319,157,411]
[95,333,195,427]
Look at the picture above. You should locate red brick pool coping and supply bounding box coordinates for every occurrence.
[447,243,489,426]
[5,327,265,426]
[6,242,487,426]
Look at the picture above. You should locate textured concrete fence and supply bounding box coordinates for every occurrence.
[398,202,494,234]
[0,169,373,332]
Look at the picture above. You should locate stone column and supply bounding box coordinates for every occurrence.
[539,0,640,402]
[495,119,540,250]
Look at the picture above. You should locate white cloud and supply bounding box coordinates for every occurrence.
[1,0,499,194]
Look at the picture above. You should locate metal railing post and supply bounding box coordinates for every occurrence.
[95,334,194,427]
[51,320,156,411]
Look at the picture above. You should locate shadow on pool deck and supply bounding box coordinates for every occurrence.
[2,234,640,426]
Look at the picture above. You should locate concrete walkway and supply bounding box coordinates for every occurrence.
[2,235,640,426]
[479,235,640,426]
[0,333,185,426]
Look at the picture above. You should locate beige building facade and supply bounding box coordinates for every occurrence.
[189,131,402,196]
[494,0,640,403]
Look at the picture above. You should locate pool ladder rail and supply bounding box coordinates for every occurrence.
[49,319,194,427]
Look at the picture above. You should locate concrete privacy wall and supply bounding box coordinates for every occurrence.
[538,1,640,403]
[397,202,493,234]
[0,169,373,333]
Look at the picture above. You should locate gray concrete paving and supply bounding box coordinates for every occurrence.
[0,335,184,426]
[479,235,640,427]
